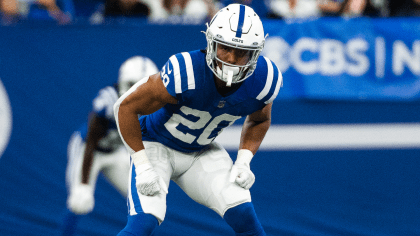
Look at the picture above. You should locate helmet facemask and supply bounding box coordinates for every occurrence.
[204,4,265,86]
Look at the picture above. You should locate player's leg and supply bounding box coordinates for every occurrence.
[61,132,84,236]
[118,213,159,236]
[60,208,80,236]
[62,132,104,235]
[117,141,172,236]
[65,132,84,193]
[66,135,104,196]
[117,163,160,236]
[173,142,266,235]
[224,202,266,236]
[101,146,131,197]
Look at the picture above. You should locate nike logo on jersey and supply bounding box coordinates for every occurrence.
[217,100,226,108]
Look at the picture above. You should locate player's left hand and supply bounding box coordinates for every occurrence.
[229,149,255,190]
[67,183,95,215]
[229,163,255,190]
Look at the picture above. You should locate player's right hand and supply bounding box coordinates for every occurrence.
[135,163,168,196]
[67,183,94,215]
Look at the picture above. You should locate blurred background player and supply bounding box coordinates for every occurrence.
[61,56,159,236]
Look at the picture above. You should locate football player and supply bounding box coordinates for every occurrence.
[114,4,282,236]
[61,56,159,236]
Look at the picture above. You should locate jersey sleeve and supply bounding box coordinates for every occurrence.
[92,86,119,119]
[253,56,283,104]
[160,52,196,101]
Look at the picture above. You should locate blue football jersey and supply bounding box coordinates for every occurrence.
[78,85,122,152]
[140,50,282,153]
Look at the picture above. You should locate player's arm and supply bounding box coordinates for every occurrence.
[81,112,108,184]
[239,102,272,154]
[230,103,272,190]
[114,72,177,196]
[116,73,177,152]
[67,112,108,214]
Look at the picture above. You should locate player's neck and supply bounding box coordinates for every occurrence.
[213,75,242,97]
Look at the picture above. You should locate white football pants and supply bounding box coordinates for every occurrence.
[66,131,130,199]
[127,141,251,223]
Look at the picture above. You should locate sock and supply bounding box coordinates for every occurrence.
[117,213,159,236]
[61,209,80,236]
[224,202,266,236]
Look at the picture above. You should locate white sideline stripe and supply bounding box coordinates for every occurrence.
[215,123,420,150]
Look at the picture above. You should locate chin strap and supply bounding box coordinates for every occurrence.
[216,62,240,87]
[226,70,233,87]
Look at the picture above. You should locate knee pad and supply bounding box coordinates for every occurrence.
[189,143,251,216]
[224,202,266,236]
[117,213,158,236]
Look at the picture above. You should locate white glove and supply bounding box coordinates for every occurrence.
[67,183,94,215]
[229,149,255,190]
[132,150,168,196]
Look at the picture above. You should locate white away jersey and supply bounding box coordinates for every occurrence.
[140,50,282,153]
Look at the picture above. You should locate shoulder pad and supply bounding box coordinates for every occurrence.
[254,56,283,104]
[161,52,197,97]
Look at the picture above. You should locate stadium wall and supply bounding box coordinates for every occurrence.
[0,18,419,235]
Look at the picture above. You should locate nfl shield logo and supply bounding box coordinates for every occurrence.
[217,100,226,108]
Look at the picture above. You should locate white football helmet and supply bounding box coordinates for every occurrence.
[205,4,266,86]
[118,56,159,96]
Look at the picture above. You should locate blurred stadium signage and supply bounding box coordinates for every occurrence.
[263,36,419,78]
[262,18,420,100]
